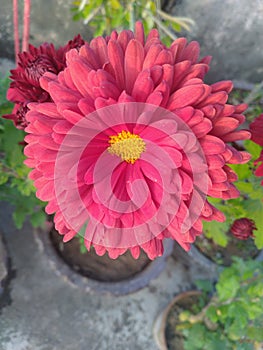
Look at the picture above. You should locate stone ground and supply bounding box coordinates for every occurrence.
[0,202,215,350]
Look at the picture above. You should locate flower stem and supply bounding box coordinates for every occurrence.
[129,1,135,32]
[22,0,30,52]
[13,0,20,64]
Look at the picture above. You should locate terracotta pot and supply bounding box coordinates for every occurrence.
[35,226,174,296]
[153,290,202,350]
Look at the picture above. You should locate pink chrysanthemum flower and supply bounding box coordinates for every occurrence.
[230,218,256,240]
[250,114,263,182]
[3,35,84,129]
[24,23,251,259]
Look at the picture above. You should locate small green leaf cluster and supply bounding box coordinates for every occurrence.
[180,258,263,350]
[0,75,46,229]
[71,0,194,43]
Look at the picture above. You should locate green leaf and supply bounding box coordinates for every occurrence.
[216,276,239,301]
[244,139,261,160]
[206,305,218,323]
[205,333,232,350]
[247,282,263,298]
[229,163,251,181]
[246,327,263,342]
[247,302,263,319]
[227,319,247,340]
[235,342,254,350]
[30,211,46,228]
[12,206,27,229]
[77,234,88,254]
[109,0,121,9]
[183,323,206,350]
[195,279,214,294]
[203,220,229,247]
[228,303,248,328]
[0,173,8,185]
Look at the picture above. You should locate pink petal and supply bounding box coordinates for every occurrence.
[130,246,141,259]
[69,61,92,97]
[124,39,144,94]
[155,49,173,65]
[90,36,108,67]
[132,69,154,102]
[191,117,212,138]
[171,61,191,91]
[211,81,233,93]
[200,135,226,155]
[142,44,163,69]
[150,66,163,86]
[135,21,145,46]
[108,40,125,90]
[162,64,174,89]
[209,168,227,183]
[179,41,200,63]
[168,84,205,109]
[171,37,187,61]
[78,98,95,115]
[222,130,251,142]
[212,117,239,136]
[48,81,81,104]
[117,30,134,52]
[80,44,100,69]
[206,154,225,169]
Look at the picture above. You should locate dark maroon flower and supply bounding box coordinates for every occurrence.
[250,114,263,183]
[250,114,263,147]
[230,218,256,240]
[3,35,85,129]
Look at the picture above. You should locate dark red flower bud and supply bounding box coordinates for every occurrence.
[230,218,257,240]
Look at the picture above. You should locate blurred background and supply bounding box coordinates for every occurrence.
[0,0,263,83]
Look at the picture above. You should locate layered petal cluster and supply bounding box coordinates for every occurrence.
[230,218,256,240]
[3,35,84,129]
[24,23,251,259]
[250,114,263,182]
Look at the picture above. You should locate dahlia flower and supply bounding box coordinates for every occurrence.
[24,22,251,259]
[230,218,256,240]
[250,114,263,182]
[3,35,84,129]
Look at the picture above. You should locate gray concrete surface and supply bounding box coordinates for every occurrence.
[174,0,263,83]
[0,202,215,350]
[0,59,14,78]
[0,235,8,298]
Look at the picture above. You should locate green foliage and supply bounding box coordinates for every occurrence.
[71,0,194,43]
[179,258,263,350]
[203,83,263,249]
[0,75,46,229]
[204,138,263,250]
[77,233,88,254]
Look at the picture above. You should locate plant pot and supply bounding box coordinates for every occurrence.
[153,290,202,350]
[194,234,263,266]
[172,236,263,272]
[35,226,174,296]
[0,233,8,300]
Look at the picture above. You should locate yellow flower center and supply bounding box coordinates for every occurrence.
[108,130,146,164]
